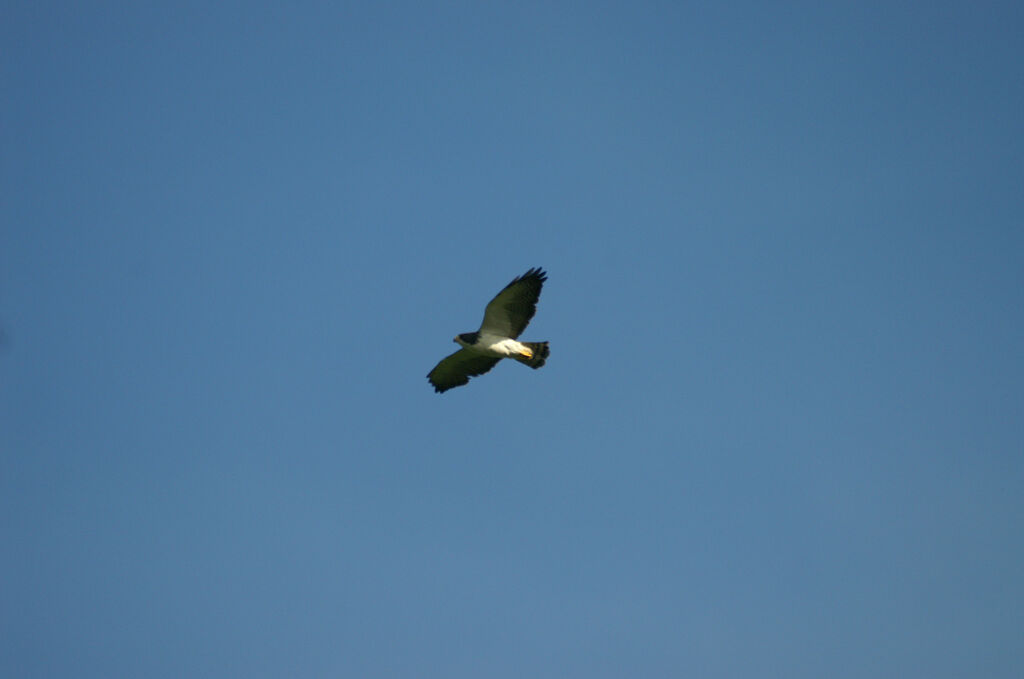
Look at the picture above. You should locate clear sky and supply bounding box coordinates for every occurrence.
[2,2,1022,677]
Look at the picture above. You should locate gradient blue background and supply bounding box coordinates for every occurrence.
[2,2,1023,676]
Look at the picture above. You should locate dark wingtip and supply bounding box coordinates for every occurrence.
[510,266,547,286]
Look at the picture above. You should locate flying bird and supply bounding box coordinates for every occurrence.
[427,267,550,393]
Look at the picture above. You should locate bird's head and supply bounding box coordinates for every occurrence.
[454,332,479,347]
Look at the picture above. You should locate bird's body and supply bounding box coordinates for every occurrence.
[427,268,550,393]
[456,332,534,360]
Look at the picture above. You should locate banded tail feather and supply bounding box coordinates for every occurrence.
[515,341,550,369]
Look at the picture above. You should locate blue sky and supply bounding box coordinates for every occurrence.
[2,1,1022,676]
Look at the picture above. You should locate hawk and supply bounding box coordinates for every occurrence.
[427,267,550,393]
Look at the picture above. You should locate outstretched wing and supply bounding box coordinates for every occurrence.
[479,267,546,339]
[427,349,502,393]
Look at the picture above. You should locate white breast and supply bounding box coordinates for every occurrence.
[477,333,528,358]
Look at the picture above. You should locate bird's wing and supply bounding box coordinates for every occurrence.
[427,349,502,393]
[479,267,546,339]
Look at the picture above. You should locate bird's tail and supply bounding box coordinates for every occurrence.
[514,342,550,369]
